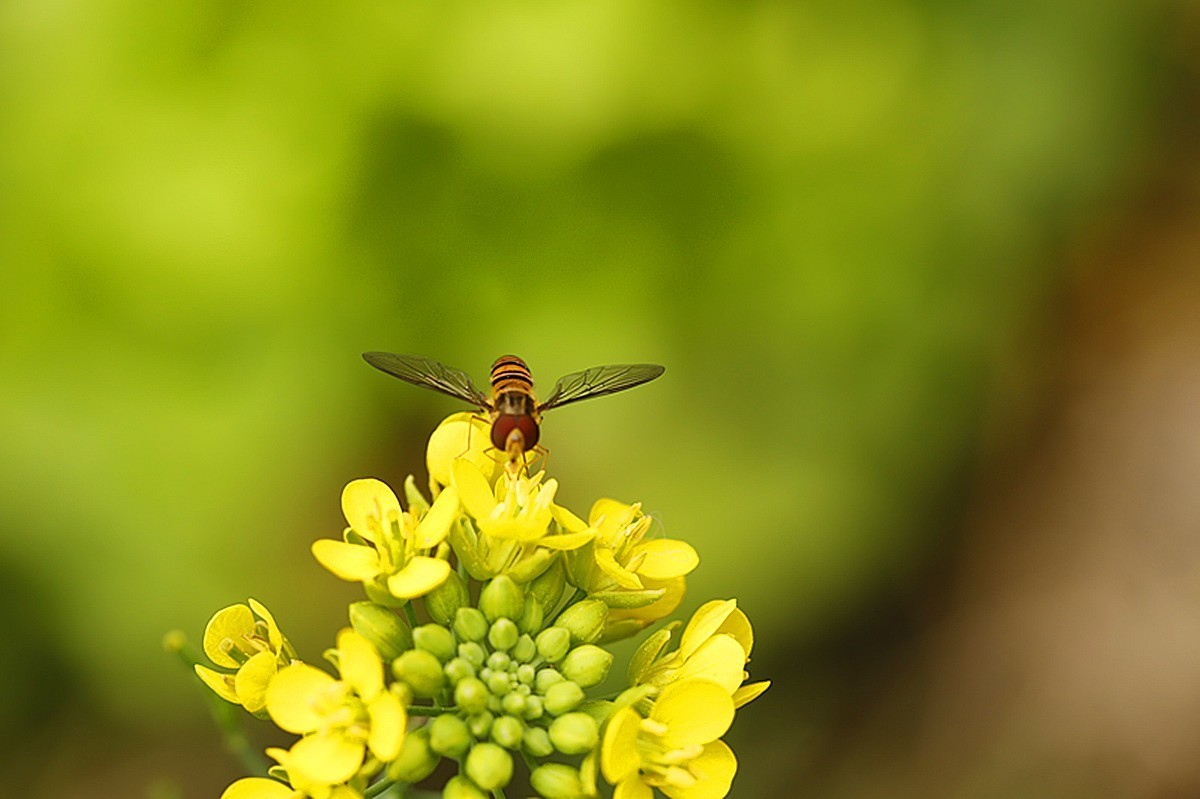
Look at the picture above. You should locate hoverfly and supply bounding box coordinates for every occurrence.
[363,352,665,468]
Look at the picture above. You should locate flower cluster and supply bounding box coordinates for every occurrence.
[192,414,768,798]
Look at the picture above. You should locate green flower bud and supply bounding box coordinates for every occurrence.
[500,692,526,717]
[490,714,524,749]
[458,641,486,668]
[429,714,472,758]
[514,683,532,696]
[535,627,571,663]
[349,602,412,661]
[465,742,513,791]
[425,571,470,626]
[387,727,439,783]
[528,558,566,611]
[523,725,554,758]
[403,474,432,514]
[553,599,607,645]
[413,624,457,663]
[534,668,564,694]
[453,607,489,643]
[468,711,494,739]
[486,671,512,696]
[488,694,502,714]
[549,712,598,755]
[393,649,445,697]
[576,699,616,726]
[560,644,613,689]
[523,694,544,720]
[455,677,490,714]
[479,576,524,622]
[543,680,585,716]
[444,656,476,685]
[486,651,511,672]
[443,776,488,799]
[512,634,537,664]
[516,663,536,686]
[489,618,519,652]
[517,595,544,634]
[531,763,585,799]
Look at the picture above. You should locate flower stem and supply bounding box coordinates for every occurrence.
[406,704,458,716]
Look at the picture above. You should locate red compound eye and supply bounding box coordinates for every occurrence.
[491,414,540,451]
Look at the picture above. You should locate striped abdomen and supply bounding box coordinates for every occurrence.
[490,355,535,398]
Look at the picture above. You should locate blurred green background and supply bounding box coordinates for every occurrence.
[3,0,1198,797]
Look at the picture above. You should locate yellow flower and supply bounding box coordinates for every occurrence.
[426,412,502,490]
[219,776,362,799]
[265,630,407,791]
[567,499,698,641]
[601,679,738,799]
[195,599,296,714]
[312,478,457,603]
[449,459,593,582]
[630,600,769,708]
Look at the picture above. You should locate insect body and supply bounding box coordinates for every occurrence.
[362,352,665,466]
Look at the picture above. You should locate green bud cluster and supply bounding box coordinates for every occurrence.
[387,575,612,798]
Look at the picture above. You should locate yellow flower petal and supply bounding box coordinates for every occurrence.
[609,576,686,624]
[677,600,737,660]
[452,459,498,521]
[386,556,451,599]
[614,778,654,799]
[660,740,738,799]
[595,547,644,590]
[652,681,734,749]
[367,690,406,761]
[194,664,238,704]
[673,635,746,696]
[589,498,639,533]
[312,539,381,582]
[248,598,284,650]
[632,539,699,580]
[601,707,644,783]
[732,680,771,709]
[480,515,547,541]
[220,777,299,799]
[413,485,459,549]
[342,478,401,544]
[203,604,255,667]
[266,663,338,734]
[337,629,383,700]
[716,607,754,658]
[288,732,365,786]
[537,530,596,551]
[427,412,498,488]
[234,650,279,713]
[550,503,589,534]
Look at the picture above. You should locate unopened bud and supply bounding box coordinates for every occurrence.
[429,714,471,758]
[349,602,412,662]
[501,692,526,717]
[468,711,493,738]
[543,680,584,716]
[523,725,554,758]
[425,571,469,626]
[517,595,544,634]
[488,618,519,652]
[534,668,564,694]
[458,641,486,668]
[387,727,439,783]
[549,712,599,755]
[392,649,444,697]
[453,607,489,643]
[455,677,490,714]
[528,559,566,611]
[443,775,488,799]
[511,634,537,664]
[531,763,585,799]
[491,715,524,749]
[479,575,524,622]
[465,742,513,791]
[560,644,613,688]
[523,694,544,720]
[535,627,571,663]
[553,599,607,645]
[413,624,456,663]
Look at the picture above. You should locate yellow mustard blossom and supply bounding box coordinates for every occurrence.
[219,775,362,799]
[630,600,769,709]
[312,478,457,603]
[426,411,502,490]
[449,459,593,582]
[601,679,738,799]
[195,599,297,714]
[265,629,407,791]
[566,499,697,641]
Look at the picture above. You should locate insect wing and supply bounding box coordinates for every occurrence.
[362,352,491,408]
[539,364,666,411]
